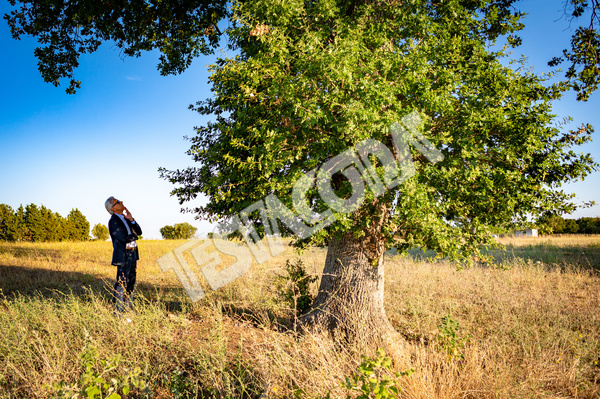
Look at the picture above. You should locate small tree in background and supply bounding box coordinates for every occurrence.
[0,204,20,242]
[537,214,567,235]
[577,217,600,234]
[160,223,198,240]
[174,222,198,239]
[563,219,580,234]
[159,225,176,240]
[92,223,109,241]
[23,204,45,242]
[66,209,90,241]
[40,205,65,241]
[15,205,26,241]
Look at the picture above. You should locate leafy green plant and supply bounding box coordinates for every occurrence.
[276,259,317,317]
[164,368,194,398]
[343,348,414,399]
[48,333,150,399]
[437,315,470,360]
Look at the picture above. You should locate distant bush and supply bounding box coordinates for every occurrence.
[537,214,599,235]
[577,217,600,234]
[160,222,198,240]
[91,223,109,241]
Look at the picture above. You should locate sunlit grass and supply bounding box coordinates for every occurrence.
[0,236,599,398]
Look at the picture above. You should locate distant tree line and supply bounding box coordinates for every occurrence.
[537,215,600,235]
[0,203,90,242]
[160,223,197,240]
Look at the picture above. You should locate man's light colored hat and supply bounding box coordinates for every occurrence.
[105,196,116,215]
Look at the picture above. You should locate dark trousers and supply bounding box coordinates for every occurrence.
[114,250,137,310]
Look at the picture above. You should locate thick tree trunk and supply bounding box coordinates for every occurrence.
[301,228,404,353]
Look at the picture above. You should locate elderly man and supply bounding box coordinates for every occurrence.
[105,196,142,314]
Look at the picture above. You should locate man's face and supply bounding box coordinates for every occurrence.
[111,198,124,213]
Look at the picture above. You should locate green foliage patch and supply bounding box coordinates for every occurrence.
[343,349,414,399]
[275,258,317,318]
[159,223,198,240]
[48,332,151,399]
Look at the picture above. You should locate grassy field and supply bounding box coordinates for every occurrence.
[0,236,599,398]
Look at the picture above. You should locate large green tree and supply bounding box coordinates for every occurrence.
[158,0,597,345]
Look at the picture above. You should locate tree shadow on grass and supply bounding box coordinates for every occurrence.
[385,243,600,272]
[220,302,284,331]
[0,264,190,312]
[2,244,111,266]
[483,243,600,272]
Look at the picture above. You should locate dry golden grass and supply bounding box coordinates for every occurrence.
[386,255,600,398]
[0,236,599,398]
[490,235,600,272]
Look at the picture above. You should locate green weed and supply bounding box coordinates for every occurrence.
[343,348,413,399]
[436,315,470,360]
[47,330,150,399]
[275,258,317,318]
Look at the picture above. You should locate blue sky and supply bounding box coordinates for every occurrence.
[0,0,598,240]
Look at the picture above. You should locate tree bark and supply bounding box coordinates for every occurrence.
[301,205,404,354]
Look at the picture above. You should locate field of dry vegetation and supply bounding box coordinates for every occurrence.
[0,236,599,398]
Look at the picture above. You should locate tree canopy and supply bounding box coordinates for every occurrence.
[4,0,227,93]
[158,0,597,262]
[549,0,600,101]
[3,1,599,101]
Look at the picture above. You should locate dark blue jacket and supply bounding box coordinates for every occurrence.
[108,214,143,266]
